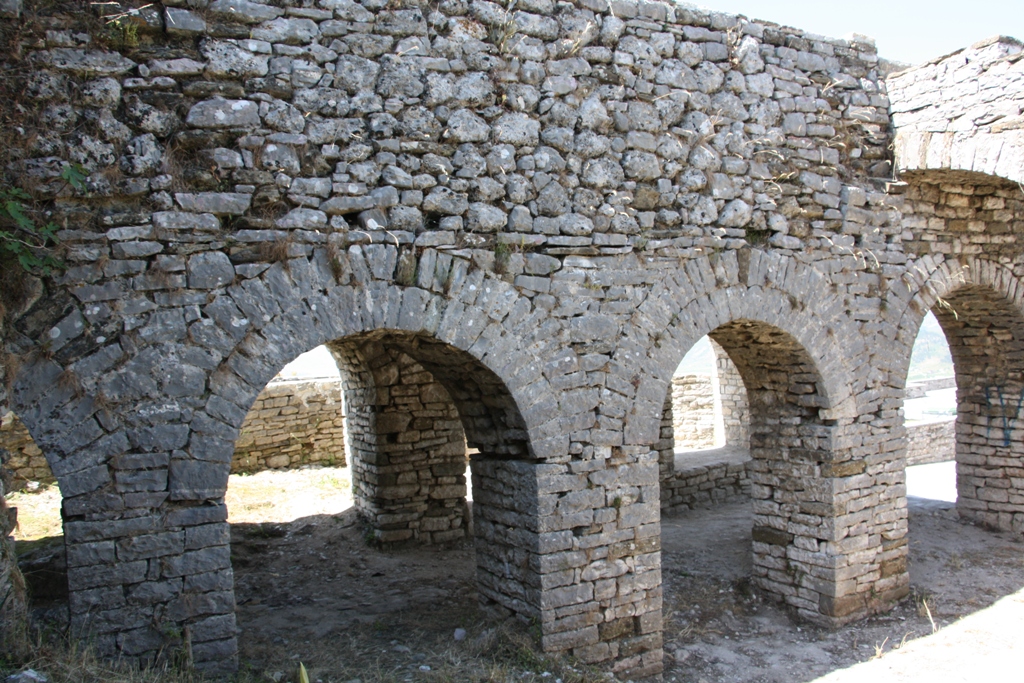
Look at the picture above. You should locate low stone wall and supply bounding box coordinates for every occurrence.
[0,412,54,489]
[232,379,347,473]
[661,449,751,511]
[905,377,956,399]
[906,419,956,466]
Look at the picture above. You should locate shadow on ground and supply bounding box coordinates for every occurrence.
[15,498,1024,682]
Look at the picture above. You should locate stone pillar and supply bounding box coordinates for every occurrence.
[473,449,662,679]
[0,446,27,656]
[935,292,1024,533]
[336,343,468,545]
[714,322,908,625]
[63,494,237,672]
[746,418,908,624]
[711,339,749,448]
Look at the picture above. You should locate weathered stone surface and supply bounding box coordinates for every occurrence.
[447,109,490,143]
[251,17,319,44]
[466,203,506,233]
[188,252,236,289]
[200,40,270,79]
[208,0,284,23]
[185,99,261,128]
[6,3,1021,679]
[175,193,252,215]
[493,112,541,146]
[165,7,206,35]
[422,187,469,215]
[34,48,136,76]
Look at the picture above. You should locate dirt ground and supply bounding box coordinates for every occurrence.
[10,466,1024,683]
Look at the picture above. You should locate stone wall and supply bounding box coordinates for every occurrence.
[232,378,347,473]
[905,419,956,467]
[661,449,750,510]
[669,340,750,451]
[670,374,716,448]
[2,376,348,488]
[331,341,470,546]
[891,37,1024,185]
[0,440,27,655]
[2,0,1022,674]
[0,412,53,488]
[715,339,749,448]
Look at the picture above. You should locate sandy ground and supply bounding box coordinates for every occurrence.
[10,463,1024,682]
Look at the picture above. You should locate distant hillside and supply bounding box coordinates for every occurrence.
[908,312,954,382]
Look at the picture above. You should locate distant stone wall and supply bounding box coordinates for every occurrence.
[671,374,716,448]
[232,379,347,473]
[661,457,750,511]
[905,377,956,398]
[0,412,55,489]
[906,419,956,466]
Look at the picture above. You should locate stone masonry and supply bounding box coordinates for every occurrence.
[231,378,347,473]
[669,337,748,450]
[0,0,1022,676]
[1,412,52,488]
[888,38,1024,532]
[2,375,348,488]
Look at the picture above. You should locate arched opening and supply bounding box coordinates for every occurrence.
[904,311,957,505]
[662,317,881,623]
[660,336,751,510]
[925,284,1024,532]
[0,409,66,635]
[707,320,844,614]
[227,330,536,677]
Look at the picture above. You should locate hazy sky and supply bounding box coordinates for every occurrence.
[690,1,1024,66]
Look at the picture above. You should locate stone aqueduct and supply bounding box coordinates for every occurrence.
[0,0,1023,676]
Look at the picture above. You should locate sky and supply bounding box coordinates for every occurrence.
[691,1,1024,66]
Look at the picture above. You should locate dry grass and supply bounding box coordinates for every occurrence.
[7,642,235,683]
[7,484,62,545]
[225,467,353,524]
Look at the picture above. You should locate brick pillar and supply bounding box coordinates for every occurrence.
[334,343,468,545]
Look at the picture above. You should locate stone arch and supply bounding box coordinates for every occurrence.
[0,246,568,672]
[894,130,1024,187]
[634,250,907,624]
[627,250,860,447]
[176,248,564,636]
[889,256,1024,532]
